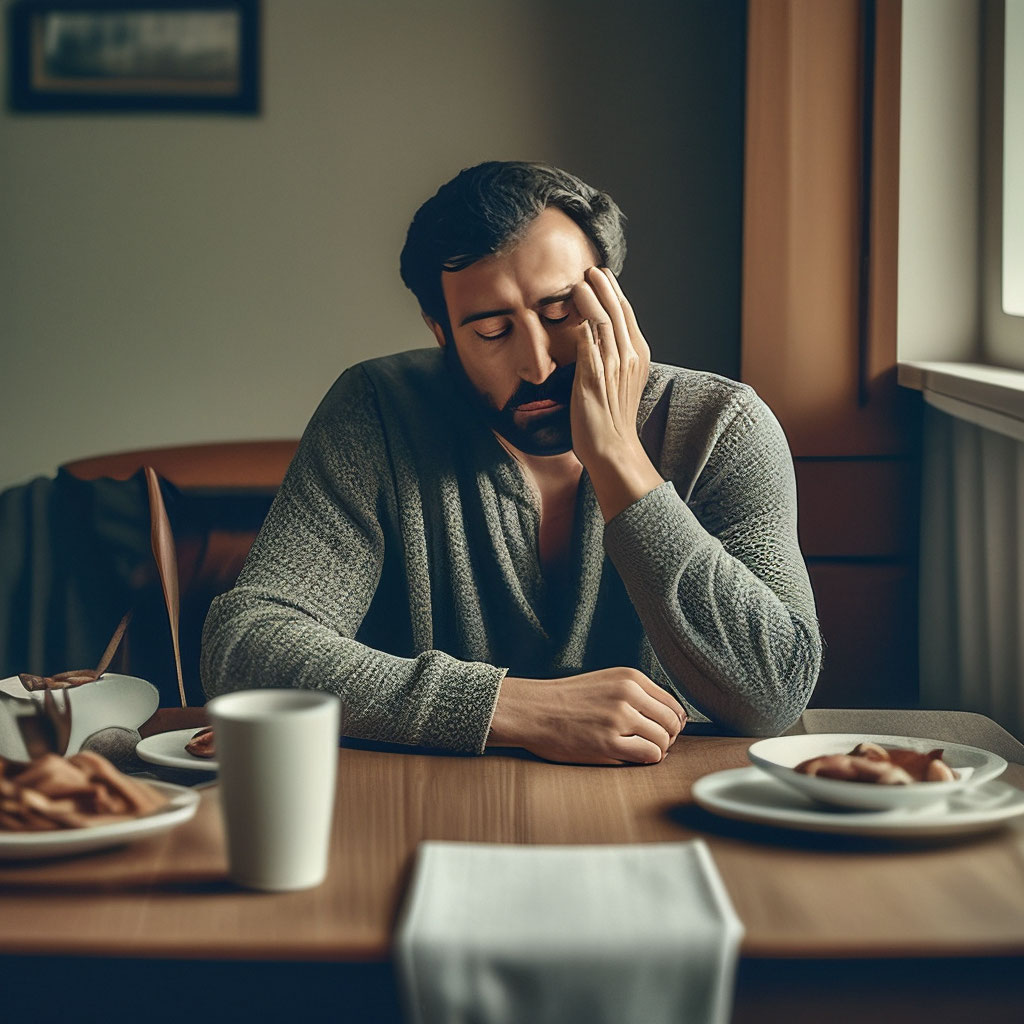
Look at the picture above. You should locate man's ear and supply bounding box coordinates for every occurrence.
[422,313,446,349]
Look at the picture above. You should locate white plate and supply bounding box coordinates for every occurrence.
[747,733,1008,810]
[0,673,159,760]
[135,728,218,771]
[0,781,199,859]
[693,766,1024,838]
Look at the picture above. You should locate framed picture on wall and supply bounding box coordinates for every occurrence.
[7,0,260,113]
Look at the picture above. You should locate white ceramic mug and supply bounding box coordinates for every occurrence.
[207,689,340,891]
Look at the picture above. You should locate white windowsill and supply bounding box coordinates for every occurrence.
[898,360,1024,443]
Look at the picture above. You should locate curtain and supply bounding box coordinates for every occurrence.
[919,404,1024,739]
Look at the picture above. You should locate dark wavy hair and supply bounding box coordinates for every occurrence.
[399,161,627,327]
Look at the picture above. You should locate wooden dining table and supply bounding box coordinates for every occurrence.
[1,708,1023,1024]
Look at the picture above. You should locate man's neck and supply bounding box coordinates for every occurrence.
[494,433,583,580]
[494,434,583,492]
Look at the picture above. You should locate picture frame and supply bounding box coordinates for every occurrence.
[7,0,260,113]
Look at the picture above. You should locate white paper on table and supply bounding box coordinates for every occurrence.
[394,839,744,1024]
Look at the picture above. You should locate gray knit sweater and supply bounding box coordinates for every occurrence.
[201,348,821,752]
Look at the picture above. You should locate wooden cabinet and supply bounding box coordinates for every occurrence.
[805,561,917,707]
[797,458,920,708]
[742,0,921,708]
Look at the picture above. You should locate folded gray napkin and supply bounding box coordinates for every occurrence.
[395,840,743,1024]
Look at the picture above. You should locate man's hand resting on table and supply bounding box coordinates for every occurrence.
[486,668,687,765]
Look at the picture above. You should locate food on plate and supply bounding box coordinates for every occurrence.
[795,742,956,785]
[18,670,101,691]
[851,741,956,781]
[0,750,168,831]
[184,727,216,759]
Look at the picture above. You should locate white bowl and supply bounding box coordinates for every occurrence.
[747,733,1008,811]
[0,673,159,761]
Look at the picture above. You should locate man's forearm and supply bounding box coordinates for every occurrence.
[603,483,821,736]
[584,439,665,523]
[201,588,505,754]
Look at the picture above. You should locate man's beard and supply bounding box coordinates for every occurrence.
[444,343,575,456]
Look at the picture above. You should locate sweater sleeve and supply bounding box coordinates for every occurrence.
[602,389,821,735]
[199,366,505,754]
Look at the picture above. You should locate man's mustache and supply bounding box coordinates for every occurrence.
[503,363,576,412]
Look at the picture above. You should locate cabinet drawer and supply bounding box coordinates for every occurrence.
[806,562,918,709]
[795,459,919,559]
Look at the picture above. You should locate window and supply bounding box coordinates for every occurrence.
[1003,0,1024,316]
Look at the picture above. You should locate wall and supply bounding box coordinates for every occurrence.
[983,0,1024,365]
[897,0,981,363]
[0,0,747,491]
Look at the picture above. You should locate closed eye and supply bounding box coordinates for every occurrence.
[540,299,573,324]
[474,325,511,340]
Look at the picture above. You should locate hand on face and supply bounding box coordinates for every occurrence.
[569,267,651,472]
[432,209,652,473]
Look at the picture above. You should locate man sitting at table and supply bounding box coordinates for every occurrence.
[201,161,821,765]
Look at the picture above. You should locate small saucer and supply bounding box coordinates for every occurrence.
[136,728,218,772]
